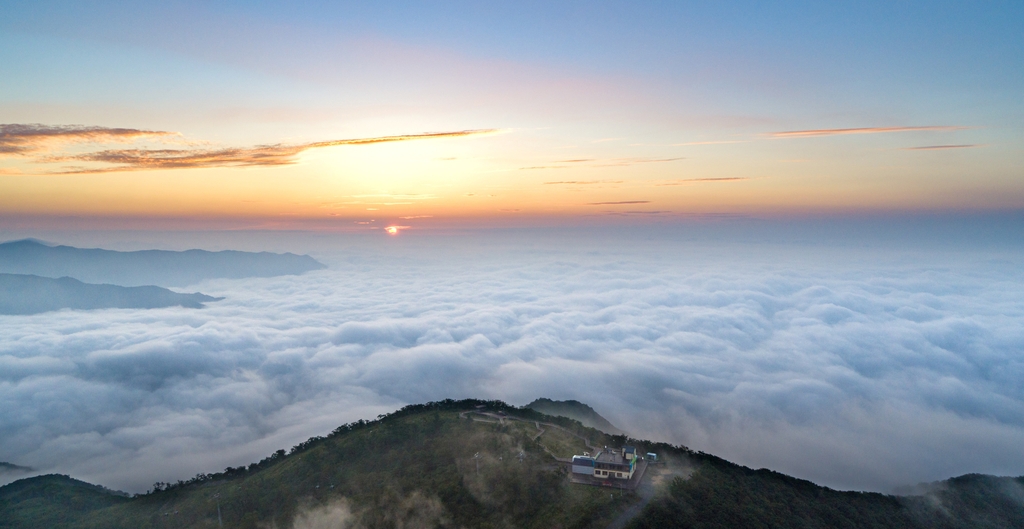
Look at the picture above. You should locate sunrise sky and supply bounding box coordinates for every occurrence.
[4,3,1024,495]
[2,1,1022,231]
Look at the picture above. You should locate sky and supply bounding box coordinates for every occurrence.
[1,1,1023,228]
[2,0,1024,496]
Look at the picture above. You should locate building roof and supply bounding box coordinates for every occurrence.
[595,451,628,466]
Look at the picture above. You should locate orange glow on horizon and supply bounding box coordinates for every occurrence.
[0,117,1015,227]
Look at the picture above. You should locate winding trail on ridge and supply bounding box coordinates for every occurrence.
[458,410,597,459]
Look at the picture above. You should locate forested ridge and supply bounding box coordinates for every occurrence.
[2,399,1021,528]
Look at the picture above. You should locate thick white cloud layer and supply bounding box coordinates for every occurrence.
[2,228,1023,493]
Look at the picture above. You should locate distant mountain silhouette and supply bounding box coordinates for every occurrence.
[0,239,325,287]
[0,273,222,315]
[526,397,625,435]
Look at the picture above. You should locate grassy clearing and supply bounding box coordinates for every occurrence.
[535,424,593,459]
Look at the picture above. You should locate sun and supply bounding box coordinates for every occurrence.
[384,225,411,235]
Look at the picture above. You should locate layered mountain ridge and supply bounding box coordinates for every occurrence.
[0,273,222,315]
[0,239,325,287]
[0,239,325,314]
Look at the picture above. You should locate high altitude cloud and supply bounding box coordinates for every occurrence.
[520,157,684,171]
[673,140,747,146]
[901,144,980,150]
[1,231,1023,495]
[543,180,624,185]
[0,124,176,156]
[0,124,499,173]
[770,126,966,138]
[655,177,747,186]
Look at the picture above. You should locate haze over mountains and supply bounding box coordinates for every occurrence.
[0,239,325,287]
[0,462,31,478]
[0,274,222,315]
[0,238,325,314]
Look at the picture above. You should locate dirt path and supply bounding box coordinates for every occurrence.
[604,463,693,529]
[459,410,597,451]
[604,472,654,529]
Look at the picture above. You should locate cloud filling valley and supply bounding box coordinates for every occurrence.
[2,227,1023,493]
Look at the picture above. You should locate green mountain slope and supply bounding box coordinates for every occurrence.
[630,461,1024,529]
[0,474,129,529]
[2,399,1022,529]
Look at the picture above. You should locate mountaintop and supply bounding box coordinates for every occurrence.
[526,398,626,435]
[1,399,1021,529]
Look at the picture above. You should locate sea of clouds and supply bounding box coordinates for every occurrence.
[2,223,1023,493]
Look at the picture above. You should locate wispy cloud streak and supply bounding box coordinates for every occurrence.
[0,124,176,156]
[673,140,747,146]
[655,177,748,186]
[901,144,980,150]
[2,124,499,173]
[543,180,624,185]
[307,130,500,148]
[50,129,500,173]
[521,157,684,171]
[47,146,305,172]
[770,126,966,138]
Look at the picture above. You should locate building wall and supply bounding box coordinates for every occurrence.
[572,465,594,475]
[594,468,632,479]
